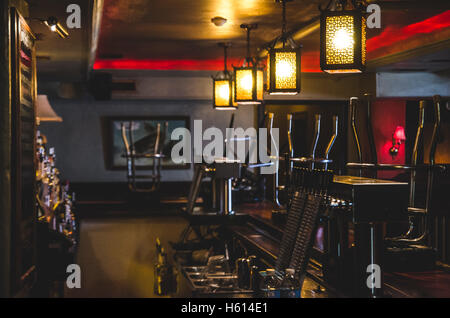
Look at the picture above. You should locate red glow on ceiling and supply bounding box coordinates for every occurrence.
[94,11,449,71]
[94,56,322,72]
[93,58,242,71]
[367,10,450,53]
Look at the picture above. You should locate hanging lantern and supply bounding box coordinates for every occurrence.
[212,42,237,110]
[320,0,366,73]
[234,24,264,104]
[267,0,301,95]
[267,46,301,95]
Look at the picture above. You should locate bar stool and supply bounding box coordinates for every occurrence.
[121,120,166,193]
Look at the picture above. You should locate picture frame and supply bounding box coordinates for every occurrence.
[105,116,190,170]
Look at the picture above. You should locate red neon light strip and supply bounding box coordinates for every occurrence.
[367,10,450,52]
[93,58,243,71]
[93,56,322,72]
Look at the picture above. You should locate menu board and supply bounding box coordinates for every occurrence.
[10,7,37,295]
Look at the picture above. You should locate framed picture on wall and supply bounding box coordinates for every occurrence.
[106,116,190,170]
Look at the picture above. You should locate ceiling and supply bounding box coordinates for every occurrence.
[97,0,326,61]
[27,0,92,82]
[28,0,450,82]
[96,0,450,69]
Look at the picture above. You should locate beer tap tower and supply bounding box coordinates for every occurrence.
[272,112,339,216]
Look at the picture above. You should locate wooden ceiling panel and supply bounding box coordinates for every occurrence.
[97,0,327,60]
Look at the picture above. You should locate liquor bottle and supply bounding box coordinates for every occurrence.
[36,131,45,180]
[154,247,176,296]
[280,268,301,298]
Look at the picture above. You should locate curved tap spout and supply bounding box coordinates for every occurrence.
[324,115,338,171]
[310,114,321,169]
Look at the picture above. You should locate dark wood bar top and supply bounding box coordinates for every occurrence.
[237,202,280,228]
[232,201,450,298]
[231,202,283,262]
[384,268,450,297]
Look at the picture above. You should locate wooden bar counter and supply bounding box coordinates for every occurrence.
[227,202,450,298]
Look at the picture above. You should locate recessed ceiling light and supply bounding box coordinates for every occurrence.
[211,16,227,27]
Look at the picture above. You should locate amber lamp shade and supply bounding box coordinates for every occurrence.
[213,74,237,110]
[36,94,63,124]
[266,48,301,95]
[320,10,366,73]
[234,66,264,104]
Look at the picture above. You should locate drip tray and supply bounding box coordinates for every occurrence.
[181,266,252,295]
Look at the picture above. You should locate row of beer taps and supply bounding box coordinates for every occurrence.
[268,111,339,213]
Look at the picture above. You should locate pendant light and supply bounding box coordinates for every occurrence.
[233,24,264,105]
[320,0,366,73]
[267,0,301,95]
[212,42,237,110]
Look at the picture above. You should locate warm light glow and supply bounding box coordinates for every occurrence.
[321,11,366,74]
[215,80,231,106]
[218,83,230,99]
[326,15,354,65]
[236,69,253,100]
[267,48,300,94]
[362,17,366,65]
[256,70,263,100]
[240,72,253,91]
[234,67,263,104]
[213,79,236,109]
[208,0,237,38]
[215,107,234,110]
[274,51,297,90]
[269,92,298,95]
[332,28,353,50]
[237,70,252,98]
[326,69,361,74]
[276,60,294,78]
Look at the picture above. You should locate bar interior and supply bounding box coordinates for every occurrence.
[1,0,450,299]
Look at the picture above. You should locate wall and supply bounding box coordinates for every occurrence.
[372,99,406,179]
[265,101,348,173]
[39,96,255,183]
[376,71,450,98]
[265,72,376,101]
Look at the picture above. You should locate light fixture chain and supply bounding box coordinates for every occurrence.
[246,27,251,61]
[223,45,228,72]
[282,0,287,48]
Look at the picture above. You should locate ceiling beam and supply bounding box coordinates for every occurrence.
[257,17,320,58]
